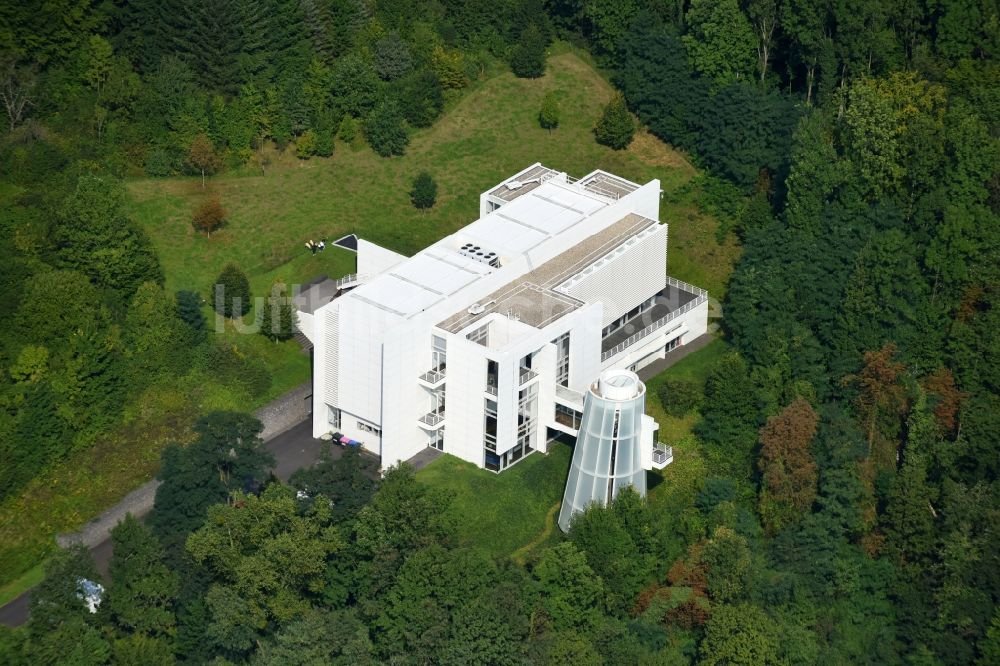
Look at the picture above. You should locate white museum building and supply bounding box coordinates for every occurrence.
[294,164,708,475]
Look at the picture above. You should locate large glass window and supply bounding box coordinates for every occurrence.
[553,332,570,387]
[484,399,497,452]
[555,403,582,429]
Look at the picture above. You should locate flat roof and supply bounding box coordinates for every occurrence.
[439,212,658,333]
[343,167,624,320]
[487,164,559,202]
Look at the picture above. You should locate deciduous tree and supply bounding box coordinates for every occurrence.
[186,133,220,188]
[150,411,274,540]
[191,196,226,236]
[757,397,820,533]
[683,0,757,84]
[533,542,604,632]
[106,514,179,636]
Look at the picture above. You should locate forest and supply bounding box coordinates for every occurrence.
[0,0,998,664]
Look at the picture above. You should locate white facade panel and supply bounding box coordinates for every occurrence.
[561,224,667,326]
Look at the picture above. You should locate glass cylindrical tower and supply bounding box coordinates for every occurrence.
[558,369,647,532]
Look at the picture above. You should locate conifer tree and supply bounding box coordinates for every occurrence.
[213,262,252,318]
[510,23,547,78]
[410,171,437,209]
[259,281,297,341]
[539,92,559,130]
[594,92,635,149]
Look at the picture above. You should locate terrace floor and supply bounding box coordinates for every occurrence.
[600,283,700,353]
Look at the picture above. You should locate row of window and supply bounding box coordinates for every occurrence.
[602,294,658,338]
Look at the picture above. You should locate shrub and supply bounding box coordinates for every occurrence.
[191,197,227,237]
[212,263,251,318]
[144,149,176,177]
[295,130,317,159]
[314,128,334,157]
[539,92,560,130]
[364,102,409,157]
[657,378,702,417]
[431,46,466,89]
[410,171,437,209]
[337,116,359,144]
[394,67,444,128]
[594,92,636,150]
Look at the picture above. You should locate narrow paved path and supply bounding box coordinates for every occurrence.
[0,418,326,628]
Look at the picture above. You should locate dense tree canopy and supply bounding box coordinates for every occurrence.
[1,1,998,664]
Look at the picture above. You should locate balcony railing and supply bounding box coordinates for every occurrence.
[601,278,708,361]
[418,412,445,427]
[418,368,446,386]
[652,443,673,467]
[485,382,498,396]
[519,367,538,385]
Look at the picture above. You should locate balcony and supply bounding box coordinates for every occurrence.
[601,279,707,362]
[652,443,673,470]
[418,367,446,387]
[485,382,498,396]
[418,411,445,429]
[518,367,538,385]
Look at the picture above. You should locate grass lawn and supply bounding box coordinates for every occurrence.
[415,441,573,560]
[126,47,739,392]
[0,563,44,607]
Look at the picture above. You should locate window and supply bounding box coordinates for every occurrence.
[431,335,447,371]
[555,404,582,430]
[327,406,341,429]
[553,332,570,387]
[486,359,498,393]
[484,399,498,451]
[431,385,446,415]
[467,324,489,347]
[357,421,381,437]
[666,335,681,352]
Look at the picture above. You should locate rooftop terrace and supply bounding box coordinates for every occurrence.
[439,213,658,333]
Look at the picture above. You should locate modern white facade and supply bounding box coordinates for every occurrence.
[295,164,708,474]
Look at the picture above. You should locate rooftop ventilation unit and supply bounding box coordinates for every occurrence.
[459,242,501,268]
[467,299,496,315]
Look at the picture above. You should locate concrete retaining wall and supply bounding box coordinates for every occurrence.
[256,382,312,441]
[57,382,313,549]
